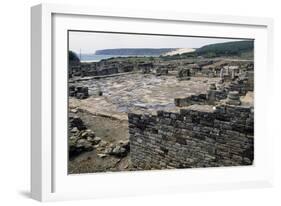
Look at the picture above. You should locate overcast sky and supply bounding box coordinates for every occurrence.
[69,31,245,54]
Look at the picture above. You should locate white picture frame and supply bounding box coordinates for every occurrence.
[31,3,274,202]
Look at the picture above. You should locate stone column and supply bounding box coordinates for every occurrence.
[207,83,217,104]
[226,66,229,75]
[231,70,235,79]
[219,68,224,83]
[220,68,223,80]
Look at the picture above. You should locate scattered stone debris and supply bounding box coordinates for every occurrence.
[99,140,108,147]
[69,113,87,130]
[69,113,97,158]
[118,140,130,151]
[69,110,131,161]
[104,140,130,157]
[91,136,101,145]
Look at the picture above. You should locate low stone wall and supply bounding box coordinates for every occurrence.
[174,94,207,107]
[69,61,154,77]
[174,91,228,107]
[128,104,254,169]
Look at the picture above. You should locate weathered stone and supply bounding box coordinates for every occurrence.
[99,140,108,147]
[137,138,143,143]
[69,85,89,99]
[129,104,254,169]
[118,140,130,150]
[155,67,168,76]
[110,145,128,157]
[208,83,216,90]
[92,136,102,145]
[97,153,107,158]
[81,131,88,138]
[177,68,191,81]
[70,127,78,133]
[76,139,92,149]
[69,115,86,130]
[70,108,78,113]
[226,91,241,105]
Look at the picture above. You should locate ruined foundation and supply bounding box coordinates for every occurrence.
[128,104,254,169]
[68,56,254,173]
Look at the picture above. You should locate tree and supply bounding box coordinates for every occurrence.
[69,51,80,63]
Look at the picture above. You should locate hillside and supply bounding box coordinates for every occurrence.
[95,48,176,56]
[160,40,254,60]
[195,40,254,57]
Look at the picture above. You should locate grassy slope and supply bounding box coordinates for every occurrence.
[196,40,254,57]
[160,40,254,60]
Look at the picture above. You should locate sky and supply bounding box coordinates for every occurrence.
[69,31,246,54]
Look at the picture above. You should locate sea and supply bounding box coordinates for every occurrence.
[80,54,159,62]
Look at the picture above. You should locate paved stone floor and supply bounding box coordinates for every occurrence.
[69,73,220,120]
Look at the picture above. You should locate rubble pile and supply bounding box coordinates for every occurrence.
[68,112,130,159]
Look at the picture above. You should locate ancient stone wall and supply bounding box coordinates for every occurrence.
[174,91,228,107]
[174,94,207,107]
[128,104,254,169]
[227,71,254,95]
[69,61,157,77]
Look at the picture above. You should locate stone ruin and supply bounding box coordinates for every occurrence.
[69,58,253,83]
[68,57,255,171]
[69,112,97,157]
[128,71,254,170]
[69,110,130,159]
[177,68,191,81]
[225,91,241,105]
[174,94,208,107]
[139,62,153,74]
[128,103,254,169]
[174,81,236,107]
[194,61,254,79]
[69,61,157,78]
[206,83,217,104]
[155,67,169,76]
[223,71,254,95]
[69,85,89,99]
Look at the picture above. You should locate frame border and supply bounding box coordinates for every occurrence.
[31,3,274,201]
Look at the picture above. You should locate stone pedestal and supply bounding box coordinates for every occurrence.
[226,91,241,105]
